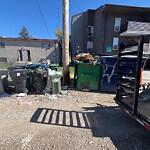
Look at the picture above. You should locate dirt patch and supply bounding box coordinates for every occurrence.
[0,91,149,150]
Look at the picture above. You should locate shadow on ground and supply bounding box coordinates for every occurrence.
[30,105,150,150]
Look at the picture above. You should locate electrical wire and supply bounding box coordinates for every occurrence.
[35,0,51,38]
[70,0,75,10]
[69,0,75,32]
[57,0,61,28]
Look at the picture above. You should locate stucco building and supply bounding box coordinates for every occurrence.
[0,37,61,64]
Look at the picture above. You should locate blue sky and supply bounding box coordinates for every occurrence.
[0,0,150,39]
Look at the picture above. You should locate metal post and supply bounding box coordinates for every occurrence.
[62,0,70,85]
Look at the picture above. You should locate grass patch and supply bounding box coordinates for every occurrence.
[0,63,10,69]
[57,67,74,74]
[56,66,75,78]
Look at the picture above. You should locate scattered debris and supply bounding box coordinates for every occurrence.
[18,100,32,105]
[61,90,68,95]
[17,93,27,97]
[71,92,77,97]
[61,86,68,90]
[81,89,90,92]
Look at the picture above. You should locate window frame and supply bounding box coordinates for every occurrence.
[114,18,121,32]
[41,43,51,49]
[87,26,94,37]
[112,37,119,50]
[18,49,31,61]
[87,41,93,52]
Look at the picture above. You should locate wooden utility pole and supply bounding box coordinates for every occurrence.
[62,0,70,85]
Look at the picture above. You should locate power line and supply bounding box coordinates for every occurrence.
[57,0,61,28]
[35,0,51,38]
[70,0,75,10]
[69,0,75,23]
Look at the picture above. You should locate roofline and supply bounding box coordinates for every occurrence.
[72,12,84,19]
[72,4,150,19]
[99,4,150,12]
[0,37,59,43]
[72,9,95,18]
[104,4,150,9]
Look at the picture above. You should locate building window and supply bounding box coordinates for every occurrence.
[87,41,93,52]
[87,26,94,37]
[0,42,5,48]
[18,50,31,61]
[42,43,50,49]
[114,18,121,32]
[113,38,119,50]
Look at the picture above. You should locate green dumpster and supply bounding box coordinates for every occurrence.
[75,61,102,91]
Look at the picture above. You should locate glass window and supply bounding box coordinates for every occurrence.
[106,46,112,52]
[87,26,94,37]
[113,38,119,50]
[42,43,50,49]
[87,41,93,52]
[114,18,121,32]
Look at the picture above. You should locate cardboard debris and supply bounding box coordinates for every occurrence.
[73,53,94,61]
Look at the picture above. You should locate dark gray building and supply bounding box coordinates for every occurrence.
[71,4,150,56]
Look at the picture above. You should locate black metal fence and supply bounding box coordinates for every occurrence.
[115,36,150,127]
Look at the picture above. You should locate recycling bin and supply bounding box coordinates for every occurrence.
[48,69,62,94]
[48,64,59,71]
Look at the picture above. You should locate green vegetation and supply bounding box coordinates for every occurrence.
[0,63,10,69]
[56,66,74,79]
[56,67,74,74]
[19,26,32,38]
[69,67,74,74]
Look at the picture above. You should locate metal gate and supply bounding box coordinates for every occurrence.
[115,36,150,130]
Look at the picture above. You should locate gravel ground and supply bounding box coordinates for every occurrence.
[0,90,150,150]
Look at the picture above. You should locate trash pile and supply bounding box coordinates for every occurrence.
[73,53,94,61]
[0,63,62,95]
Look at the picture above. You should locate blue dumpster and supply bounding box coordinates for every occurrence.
[100,56,146,93]
[100,56,118,93]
